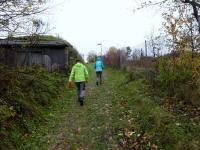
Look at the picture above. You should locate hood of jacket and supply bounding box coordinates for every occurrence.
[96,57,102,61]
[75,62,83,67]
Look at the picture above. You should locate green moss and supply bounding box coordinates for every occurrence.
[7,35,72,45]
[0,65,66,149]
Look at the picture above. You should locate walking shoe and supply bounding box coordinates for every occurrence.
[96,82,99,86]
[80,100,83,106]
[80,98,84,106]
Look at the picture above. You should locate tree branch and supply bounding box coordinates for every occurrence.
[180,0,200,8]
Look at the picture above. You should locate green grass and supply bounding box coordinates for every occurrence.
[3,64,199,149]
[0,66,67,149]
[108,68,200,149]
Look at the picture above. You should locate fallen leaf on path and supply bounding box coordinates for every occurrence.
[151,144,158,149]
[77,127,81,133]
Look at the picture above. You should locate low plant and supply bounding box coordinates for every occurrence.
[0,65,66,149]
[149,51,200,106]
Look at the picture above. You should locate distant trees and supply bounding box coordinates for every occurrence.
[104,46,137,69]
[125,46,132,59]
[139,0,200,105]
[142,0,199,56]
[0,0,48,37]
[146,32,162,57]
[103,0,200,105]
[132,48,142,60]
[104,47,121,68]
[87,51,97,63]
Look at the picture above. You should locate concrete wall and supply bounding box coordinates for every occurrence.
[45,48,65,69]
[0,46,68,71]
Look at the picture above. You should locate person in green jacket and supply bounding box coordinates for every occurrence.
[69,59,89,106]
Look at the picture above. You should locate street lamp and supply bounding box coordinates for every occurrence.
[97,43,102,56]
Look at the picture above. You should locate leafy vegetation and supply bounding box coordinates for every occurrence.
[0,65,66,149]
[142,0,200,107]
[7,35,73,46]
[104,0,200,109]
[109,67,200,149]
[87,51,97,63]
[149,51,200,106]
[6,65,198,149]
[0,32,84,148]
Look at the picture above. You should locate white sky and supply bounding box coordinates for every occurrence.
[46,0,164,58]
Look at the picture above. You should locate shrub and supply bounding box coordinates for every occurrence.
[0,65,66,148]
[150,51,200,105]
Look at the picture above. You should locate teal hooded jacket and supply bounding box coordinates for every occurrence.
[94,57,104,72]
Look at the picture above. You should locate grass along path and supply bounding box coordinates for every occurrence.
[48,66,119,149]
[22,65,200,149]
[22,65,125,149]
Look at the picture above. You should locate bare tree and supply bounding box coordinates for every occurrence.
[87,51,97,63]
[137,0,200,33]
[0,0,49,37]
[147,33,162,57]
[180,0,200,32]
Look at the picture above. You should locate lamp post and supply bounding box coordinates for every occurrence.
[97,43,102,56]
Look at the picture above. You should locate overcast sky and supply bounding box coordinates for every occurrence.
[47,0,164,58]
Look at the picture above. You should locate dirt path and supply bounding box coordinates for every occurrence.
[21,66,200,149]
[47,67,120,150]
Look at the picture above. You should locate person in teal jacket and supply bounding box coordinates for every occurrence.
[94,56,104,86]
[69,59,89,106]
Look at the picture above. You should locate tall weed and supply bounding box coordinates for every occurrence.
[151,52,200,105]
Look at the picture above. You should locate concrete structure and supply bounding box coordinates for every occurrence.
[0,38,72,71]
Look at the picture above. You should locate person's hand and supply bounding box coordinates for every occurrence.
[68,80,73,89]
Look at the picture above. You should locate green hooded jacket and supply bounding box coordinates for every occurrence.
[69,63,89,82]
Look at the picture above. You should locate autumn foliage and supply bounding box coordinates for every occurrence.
[150,51,200,105]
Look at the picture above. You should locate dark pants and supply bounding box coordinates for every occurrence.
[96,71,102,85]
[75,82,86,103]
